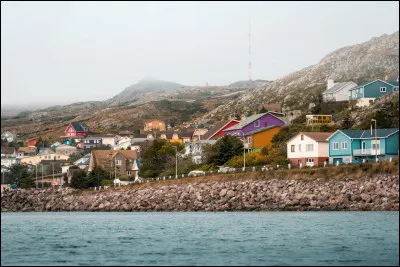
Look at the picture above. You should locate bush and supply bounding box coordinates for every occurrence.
[100,179,113,186]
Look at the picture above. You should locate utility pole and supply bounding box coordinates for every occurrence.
[172,146,178,178]
[35,164,38,189]
[239,131,246,171]
[41,164,44,188]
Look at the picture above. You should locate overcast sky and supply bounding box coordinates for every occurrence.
[1,1,399,107]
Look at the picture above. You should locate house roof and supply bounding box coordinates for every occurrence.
[244,125,281,136]
[179,127,196,138]
[301,132,334,142]
[91,150,137,168]
[225,113,285,131]
[324,82,356,94]
[70,122,85,132]
[80,123,89,129]
[201,120,236,140]
[17,147,37,154]
[38,148,55,155]
[56,144,76,149]
[340,128,399,139]
[1,147,16,154]
[83,136,103,140]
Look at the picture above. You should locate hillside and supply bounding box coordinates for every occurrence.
[107,77,187,106]
[202,31,399,121]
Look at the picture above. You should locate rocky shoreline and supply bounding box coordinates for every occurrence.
[1,174,399,212]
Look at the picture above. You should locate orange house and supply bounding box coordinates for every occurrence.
[144,120,166,131]
[244,125,282,151]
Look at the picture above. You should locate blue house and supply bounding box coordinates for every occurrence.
[326,128,399,164]
[348,80,399,106]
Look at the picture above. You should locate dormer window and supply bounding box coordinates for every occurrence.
[380,87,386,92]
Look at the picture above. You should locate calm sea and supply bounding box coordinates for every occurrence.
[1,212,399,266]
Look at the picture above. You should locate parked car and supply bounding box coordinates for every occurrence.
[218,166,236,173]
[188,170,206,177]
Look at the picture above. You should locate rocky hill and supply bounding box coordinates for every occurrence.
[107,77,187,106]
[203,31,399,120]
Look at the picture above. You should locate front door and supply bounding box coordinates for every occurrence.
[362,141,366,154]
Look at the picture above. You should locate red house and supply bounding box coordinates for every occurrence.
[202,120,240,140]
[65,122,89,138]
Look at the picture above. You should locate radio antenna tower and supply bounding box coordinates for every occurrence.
[248,16,252,86]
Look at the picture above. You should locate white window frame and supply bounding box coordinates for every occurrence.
[393,86,399,92]
[333,142,339,150]
[127,170,132,175]
[291,145,295,152]
[301,135,304,140]
[372,140,380,150]
[115,159,122,166]
[306,158,314,163]
[254,120,260,127]
[380,87,386,92]
[341,142,348,149]
[247,137,251,144]
[306,144,313,152]
[360,87,363,95]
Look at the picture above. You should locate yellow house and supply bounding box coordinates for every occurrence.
[144,119,166,131]
[244,125,282,151]
[20,153,69,165]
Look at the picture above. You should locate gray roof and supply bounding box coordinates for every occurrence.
[324,82,356,94]
[341,128,399,139]
[201,120,231,140]
[244,125,281,136]
[224,113,268,131]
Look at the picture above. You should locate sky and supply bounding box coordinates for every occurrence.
[1,1,399,108]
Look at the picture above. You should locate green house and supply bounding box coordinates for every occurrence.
[349,79,399,105]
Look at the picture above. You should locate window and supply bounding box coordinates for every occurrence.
[306,158,314,163]
[247,137,251,144]
[301,135,304,140]
[115,160,122,165]
[341,142,348,149]
[298,144,302,152]
[394,87,399,92]
[333,142,339,150]
[372,140,380,150]
[127,171,132,175]
[254,120,260,127]
[306,144,313,151]
[380,87,386,92]
[291,145,295,152]
[360,87,363,94]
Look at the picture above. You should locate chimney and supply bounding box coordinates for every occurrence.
[327,79,335,89]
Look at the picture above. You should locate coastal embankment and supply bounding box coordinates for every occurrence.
[1,169,398,212]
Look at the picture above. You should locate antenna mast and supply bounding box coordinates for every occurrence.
[248,16,252,86]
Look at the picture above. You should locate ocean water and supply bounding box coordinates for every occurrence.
[1,212,398,266]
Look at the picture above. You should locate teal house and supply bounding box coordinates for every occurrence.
[326,128,399,164]
[349,79,399,106]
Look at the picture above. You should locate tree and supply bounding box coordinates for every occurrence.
[214,135,244,165]
[69,168,86,189]
[7,164,35,188]
[259,106,268,113]
[86,166,109,187]
[35,137,49,148]
[139,139,185,178]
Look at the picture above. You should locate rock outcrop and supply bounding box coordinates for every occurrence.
[1,174,398,212]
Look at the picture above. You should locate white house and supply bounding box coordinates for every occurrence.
[286,132,333,167]
[113,136,132,150]
[101,134,117,147]
[323,79,357,102]
[184,140,217,164]
[1,157,17,168]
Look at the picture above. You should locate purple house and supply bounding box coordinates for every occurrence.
[224,112,287,139]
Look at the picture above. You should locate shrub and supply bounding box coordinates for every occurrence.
[100,179,113,186]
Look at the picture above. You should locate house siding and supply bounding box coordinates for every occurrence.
[349,80,398,100]
[386,132,399,155]
[211,121,240,139]
[225,114,285,137]
[249,127,281,150]
[328,132,352,157]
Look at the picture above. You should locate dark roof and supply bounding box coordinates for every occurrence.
[340,128,399,139]
[350,80,399,90]
[80,123,89,129]
[179,127,196,138]
[1,147,16,154]
[244,125,281,136]
[71,122,84,132]
[201,121,231,140]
